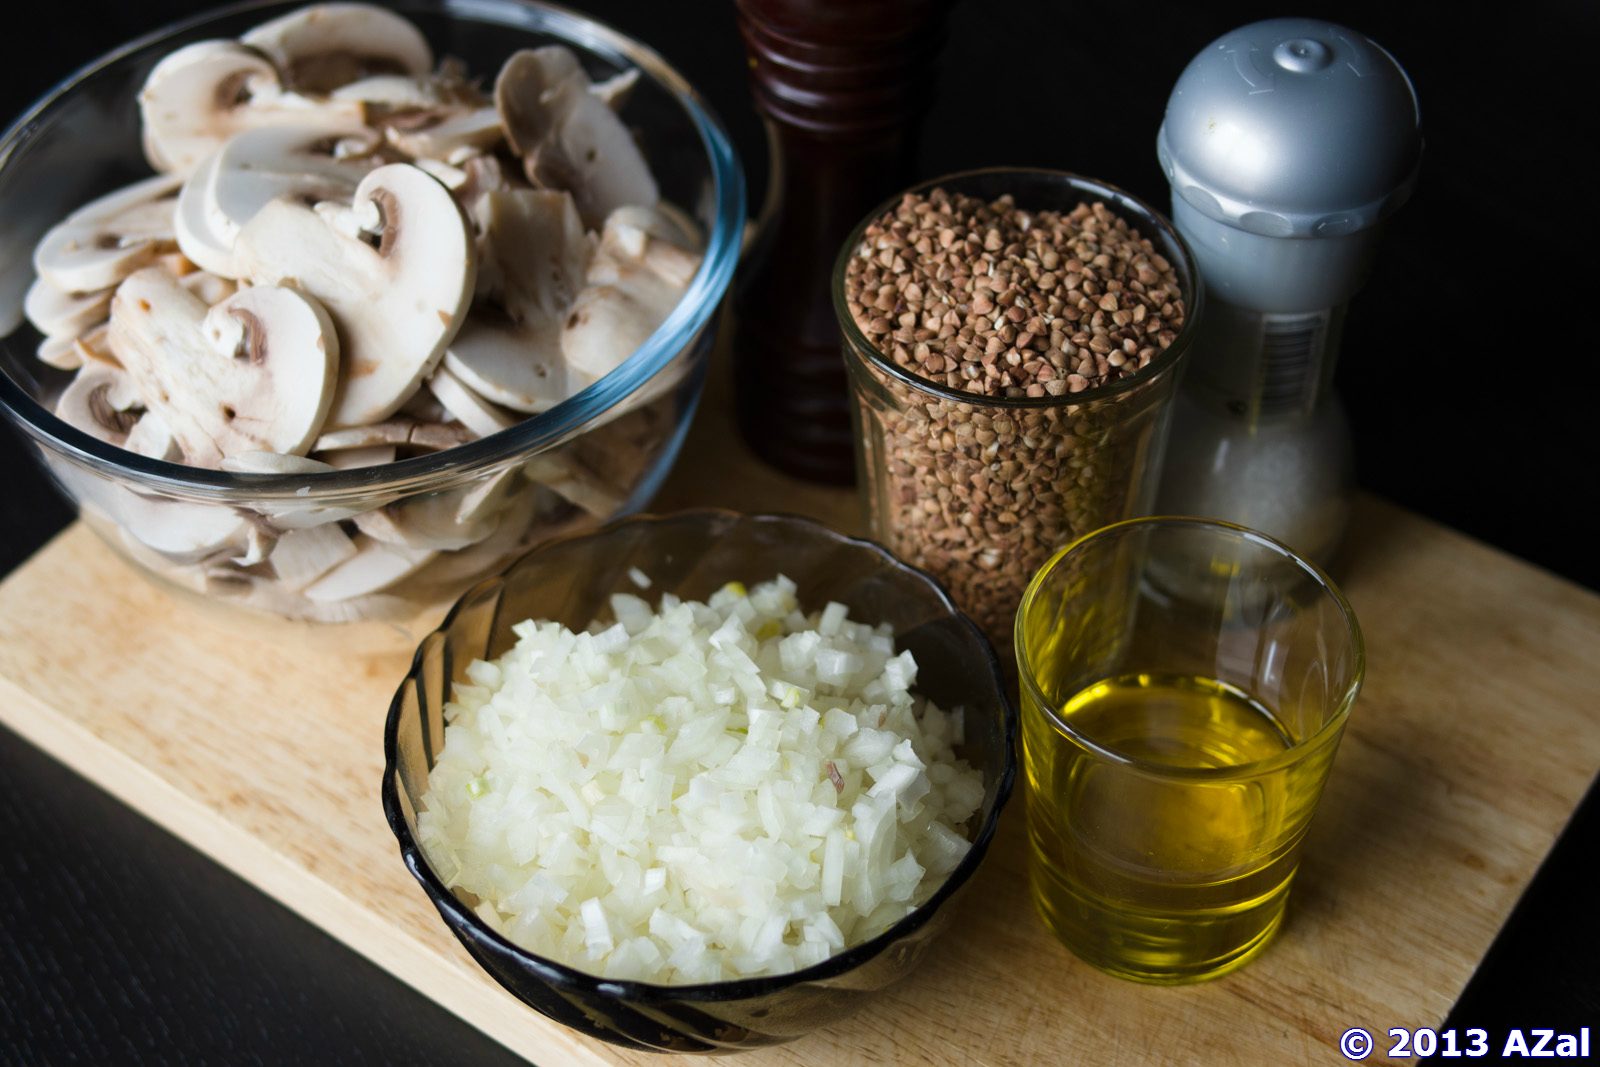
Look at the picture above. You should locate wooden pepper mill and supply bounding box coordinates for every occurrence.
[733,0,949,484]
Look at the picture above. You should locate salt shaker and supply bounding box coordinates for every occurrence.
[1154,18,1422,563]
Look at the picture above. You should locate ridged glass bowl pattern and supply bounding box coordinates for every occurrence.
[0,0,745,622]
[382,510,1018,1052]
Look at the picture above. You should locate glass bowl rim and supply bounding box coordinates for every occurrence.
[831,165,1204,411]
[381,507,1020,1002]
[1013,514,1367,780]
[0,0,746,503]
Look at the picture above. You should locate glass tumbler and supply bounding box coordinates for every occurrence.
[834,169,1200,658]
[1014,517,1364,984]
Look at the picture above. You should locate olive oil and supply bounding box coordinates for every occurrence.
[1022,672,1337,983]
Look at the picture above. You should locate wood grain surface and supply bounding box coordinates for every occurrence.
[1,358,1597,1066]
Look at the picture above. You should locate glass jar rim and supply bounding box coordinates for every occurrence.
[830,166,1204,411]
[0,0,746,504]
[1013,514,1367,780]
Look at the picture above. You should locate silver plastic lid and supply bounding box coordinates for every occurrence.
[1157,18,1421,239]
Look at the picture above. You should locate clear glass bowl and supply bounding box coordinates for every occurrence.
[833,168,1201,658]
[382,510,1018,1052]
[0,0,745,622]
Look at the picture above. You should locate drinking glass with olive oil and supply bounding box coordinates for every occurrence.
[1014,517,1363,984]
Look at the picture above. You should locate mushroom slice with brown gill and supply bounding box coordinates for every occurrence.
[138,41,365,176]
[175,124,378,276]
[109,268,340,466]
[446,189,590,412]
[493,47,658,228]
[32,174,182,295]
[240,3,433,95]
[234,163,475,428]
[54,362,142,447]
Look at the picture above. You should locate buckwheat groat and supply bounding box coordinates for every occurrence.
[843,186,1188,650]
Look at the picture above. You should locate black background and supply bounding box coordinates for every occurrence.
[2,1,1596,1063]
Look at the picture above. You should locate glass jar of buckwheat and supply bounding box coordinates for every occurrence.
[834,168,1201,657]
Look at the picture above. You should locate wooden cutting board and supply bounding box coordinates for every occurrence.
[2,356,1597,1065]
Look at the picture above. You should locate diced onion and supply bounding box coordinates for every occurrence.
[416,575,985,983]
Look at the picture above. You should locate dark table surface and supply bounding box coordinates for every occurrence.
[2,0,1596,1063]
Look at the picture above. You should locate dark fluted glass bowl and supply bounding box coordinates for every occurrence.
[381,510,1017,1052]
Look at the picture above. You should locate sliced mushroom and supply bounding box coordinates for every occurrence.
[356,464,517,551]
[383,107,503,161]
[302,534,435,602]
[54,363,141,446]
[591,68,641,111]
[426,363,516,439]
[241,3,433,94]
[109,268,340,466]
[32,174,182,294]
[474,187,590,308]
[24,276,112,340]
[265,523,359,591]
[406,486,541,589]
[331,74,450,109]
[606,202,704,253]
[494,47,657,227]
[314,417,476,455]
[413,158,468,190]
[442,318,569,416]
[171,151,231,272]
[560,209,701,385]
[525,452,625,517]
[230,522,279,568]
[219,451,336,475]
[37,334,84,371]
[139,41,365,175]
[124,411,184,461]
[355,495,487,552]
[175,124,378,276]
[234,163,476,427]
[397,388,449,423]
[118,495,267,566]
[560,286,675,386]
[73,324,119,368]
[178,270,239,306]
[38,323,117,373]
[593,208,701,289]
[457,154,511,211]
[317,445,396,469]
[499,48,586,146]
[447,189,588,412]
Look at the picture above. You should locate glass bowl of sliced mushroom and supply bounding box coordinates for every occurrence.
[0,0,744,622]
